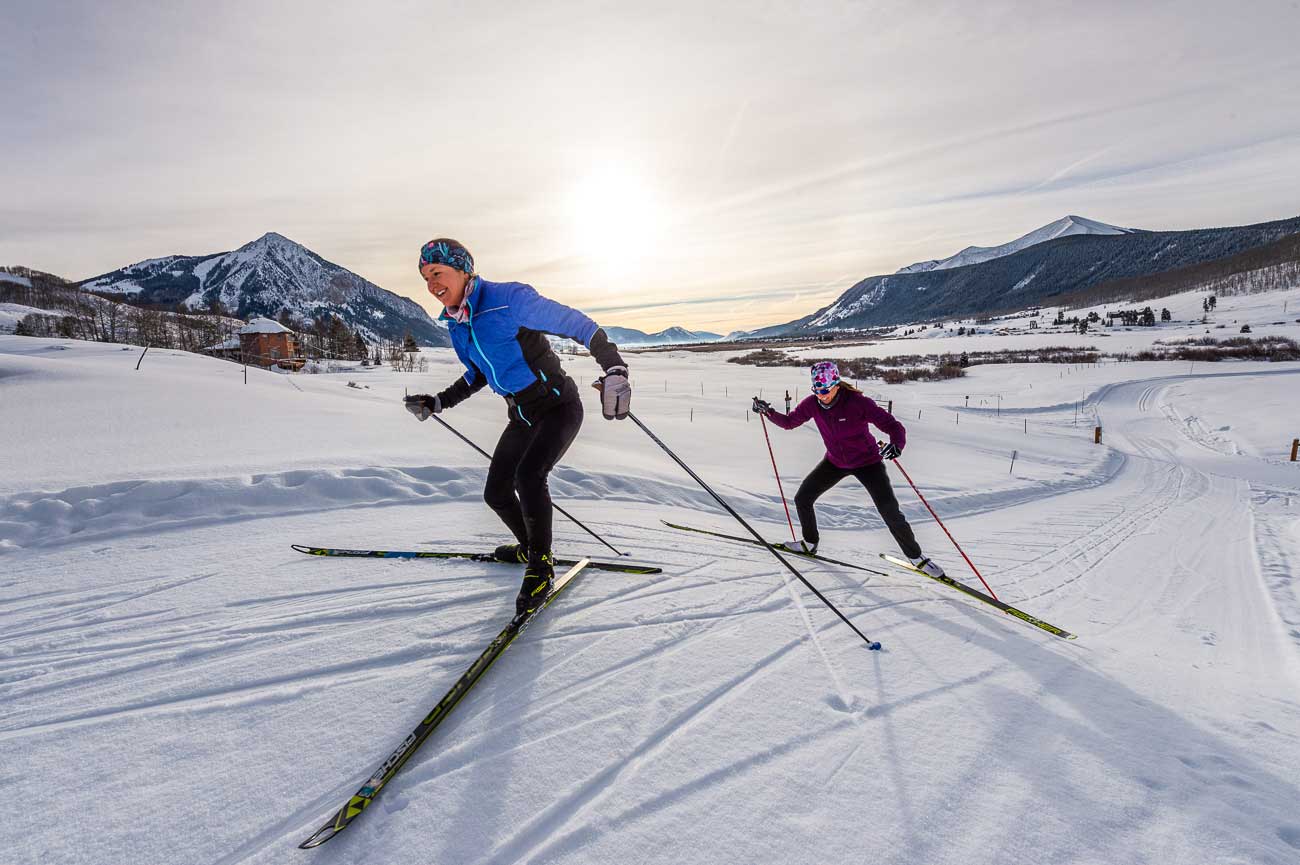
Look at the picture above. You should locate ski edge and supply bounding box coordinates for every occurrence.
[297,557,591,849]
[879,554,1077,640]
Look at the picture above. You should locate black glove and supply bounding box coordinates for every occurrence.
[404,394,440,421]
[594,365,631,420]
[751,397,773,415]
[879,441,902,460]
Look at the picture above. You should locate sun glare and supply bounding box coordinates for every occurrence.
[567,163,666,281]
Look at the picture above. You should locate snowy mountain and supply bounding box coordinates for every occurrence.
[80,233,448,346]
[746,213,1300,337]
[897,215,1137,274]
[604,325,723,346]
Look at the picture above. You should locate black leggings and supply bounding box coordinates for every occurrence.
[483,396,583,560]
[793,458,921,559]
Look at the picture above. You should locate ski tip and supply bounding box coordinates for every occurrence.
[868,641,882,651]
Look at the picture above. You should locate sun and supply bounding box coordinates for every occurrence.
[567,162,666,280]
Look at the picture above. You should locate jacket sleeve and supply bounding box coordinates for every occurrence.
[587,327,626,371]
[511,283,600,345]
[437,367,488,409]
[510,283,626,371]
[765,395,814,430]
[863,397,906,450]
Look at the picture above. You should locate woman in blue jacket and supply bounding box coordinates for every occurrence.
[404,239,631,615]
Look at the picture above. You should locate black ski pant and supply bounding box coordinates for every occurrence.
[793,458,922,559]
[483,396,583,563]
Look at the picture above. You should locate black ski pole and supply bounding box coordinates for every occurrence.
[428,412,627,558]
[629,412,881,650]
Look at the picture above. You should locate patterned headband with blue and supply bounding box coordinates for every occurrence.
[419,239,474,274]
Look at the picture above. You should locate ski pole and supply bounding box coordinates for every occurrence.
[428,412,627,557]
[631,412,881,650]
[887,450,998,600]
[759,414,798,544]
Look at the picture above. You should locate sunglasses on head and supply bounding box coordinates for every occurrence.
[812,382,836,395]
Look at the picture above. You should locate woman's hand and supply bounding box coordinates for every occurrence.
[404,394,441,421]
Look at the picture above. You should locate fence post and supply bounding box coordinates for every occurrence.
[1009,449,1017,474]
[1291,438,1298,461]
[887,400,893,413]
[1023,418,1027,434]
[690,408,694,423]
[1095,425,1102,444]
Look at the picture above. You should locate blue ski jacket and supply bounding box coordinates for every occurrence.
[436,277,624,424]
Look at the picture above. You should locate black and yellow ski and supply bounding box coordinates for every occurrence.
[299,558,591,849]
[879,553,1077,640]
[660,520,887,576]
[291,544,660,575]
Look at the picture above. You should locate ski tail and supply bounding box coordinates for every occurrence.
[660,520,887,576]
[298,558,591,849]
[291,545,660,575]
[879,554,1077,640]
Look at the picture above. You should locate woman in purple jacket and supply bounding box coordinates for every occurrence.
[752,361,946,578]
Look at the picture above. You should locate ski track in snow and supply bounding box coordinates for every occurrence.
[3,343,1300,864]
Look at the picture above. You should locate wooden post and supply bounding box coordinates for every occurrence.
[1009,450,1017,474]
[1095,425,1102,444]
[1291,438,1298,461]
[690,408,694,422]
[1023,418,1027,434]
[887,400,893,413]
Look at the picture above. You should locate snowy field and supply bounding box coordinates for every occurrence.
[3,295,1300,864]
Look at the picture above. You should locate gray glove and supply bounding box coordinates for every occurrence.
[404,394,440,421]
[595,366,631,420]
[878,440,902,460]
[751,397,773,415]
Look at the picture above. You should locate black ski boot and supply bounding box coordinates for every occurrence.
[494,543,529,564]
[515,552,555,617]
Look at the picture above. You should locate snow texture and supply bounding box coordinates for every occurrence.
[2,284,1299,865]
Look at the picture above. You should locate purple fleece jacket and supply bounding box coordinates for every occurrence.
[765,389,906,469]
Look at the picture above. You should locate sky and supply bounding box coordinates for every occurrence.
[3,0,1300,333]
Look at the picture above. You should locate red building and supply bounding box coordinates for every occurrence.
[238,318,295,367]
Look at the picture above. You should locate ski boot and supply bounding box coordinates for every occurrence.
[516,552,555,617]
[494,542,529,564]
[909,555,946,578]
[774,539,817,556]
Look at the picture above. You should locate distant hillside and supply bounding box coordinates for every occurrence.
[897,215,1137,274]
[80,232,448,346]
[749,213,1300,337]
[604,325,722,346]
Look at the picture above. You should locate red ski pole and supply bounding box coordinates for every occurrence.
[760,414,799,543]
[890,453,999,600]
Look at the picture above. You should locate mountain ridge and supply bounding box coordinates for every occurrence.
[80,233,449,346]
[746,213,1300,337]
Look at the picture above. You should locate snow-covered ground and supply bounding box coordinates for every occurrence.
[0,302,47,334]
[3,295,1300,864]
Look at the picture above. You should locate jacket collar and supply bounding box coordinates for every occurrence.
[438,276,479,324]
